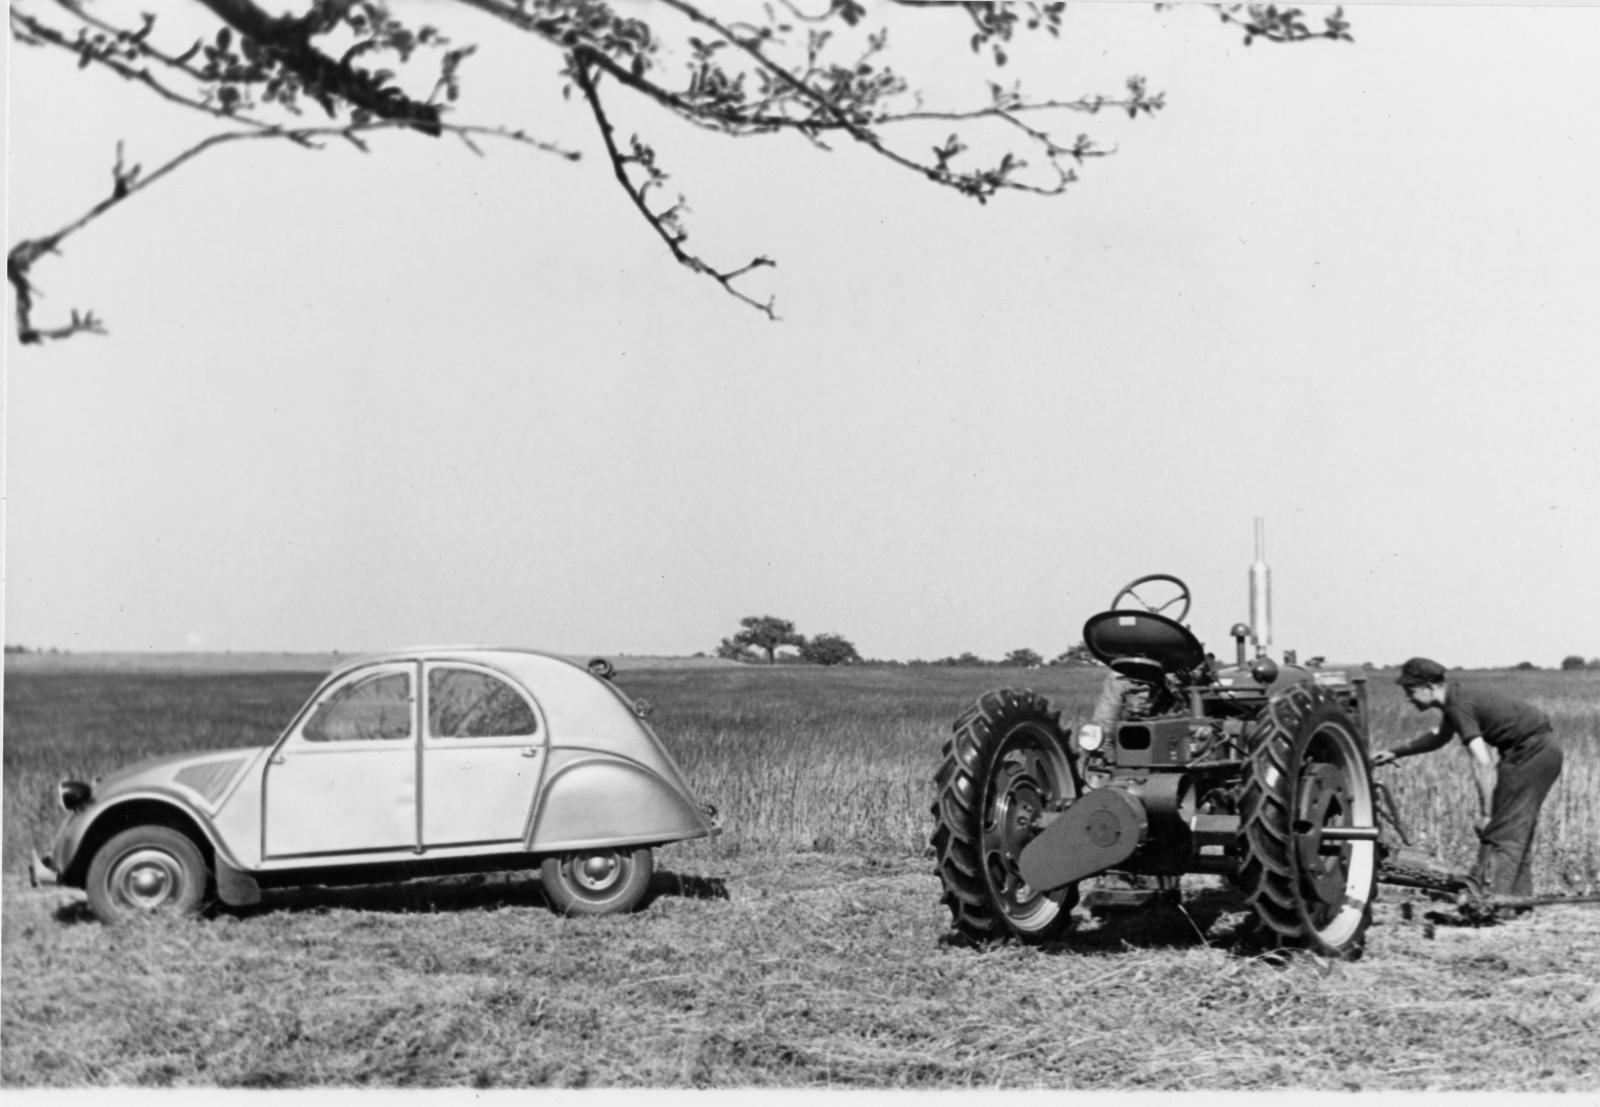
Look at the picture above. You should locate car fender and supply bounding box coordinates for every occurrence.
[526,750,714,854]
[52,789,245,887]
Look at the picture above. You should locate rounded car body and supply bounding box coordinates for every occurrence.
[30,648,720,922]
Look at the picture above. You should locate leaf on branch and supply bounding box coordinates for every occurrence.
[123,13,157,46]
[340,40,379,68]
[832,0,866,27]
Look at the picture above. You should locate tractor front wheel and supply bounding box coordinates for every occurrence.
[1238,684,1378,959]
[931,689,1081,943]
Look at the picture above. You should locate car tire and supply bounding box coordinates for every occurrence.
[540,846,654,916]
[85,825,210,925]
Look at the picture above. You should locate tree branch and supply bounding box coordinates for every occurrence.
[10,1,581,343]
[10,0,1353,338]
[189,0,445,133]
[1211,3,1354,46]
[570,49,775,318]
[8,119,578,344]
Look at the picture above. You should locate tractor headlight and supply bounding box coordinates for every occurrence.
[1078,724,1105,752]
[1250,656,1280,686]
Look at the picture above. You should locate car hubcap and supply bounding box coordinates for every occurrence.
[111,849,183,910]
[573,852,623,894]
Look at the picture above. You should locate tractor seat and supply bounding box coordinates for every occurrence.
[1103,655,1167,683]
[1082,610,1205,678]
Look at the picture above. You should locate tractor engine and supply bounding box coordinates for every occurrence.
[930,554,1381,959]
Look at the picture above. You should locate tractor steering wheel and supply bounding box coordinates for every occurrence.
[1111,574,1192,624]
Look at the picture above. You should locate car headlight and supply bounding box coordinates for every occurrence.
[1078,724,1105,752]
[59,780,92,812]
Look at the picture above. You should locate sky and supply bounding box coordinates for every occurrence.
[4,1,1598,669]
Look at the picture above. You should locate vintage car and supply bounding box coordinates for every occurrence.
[29,648,720,924]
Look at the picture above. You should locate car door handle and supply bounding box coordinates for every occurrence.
[521,747,538,758]
[269,754,285,765]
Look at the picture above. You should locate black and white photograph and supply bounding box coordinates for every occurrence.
[5,0,1598,1090]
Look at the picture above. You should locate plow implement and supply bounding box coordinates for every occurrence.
[1373,781,1600,916]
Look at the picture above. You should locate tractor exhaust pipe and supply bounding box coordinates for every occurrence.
[1249,517,1271,657]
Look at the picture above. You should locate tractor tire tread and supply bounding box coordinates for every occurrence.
[1237,683,1376,960]
[930,688,1078,944]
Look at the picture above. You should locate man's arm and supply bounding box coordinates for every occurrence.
[1371,726,1452,765]
[1465,736,1498,833]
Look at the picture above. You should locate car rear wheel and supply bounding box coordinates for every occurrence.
[540,846,654,916]
[85,826,209,925]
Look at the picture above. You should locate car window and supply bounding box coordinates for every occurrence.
[428,667,538,739]
[301,671,414,743]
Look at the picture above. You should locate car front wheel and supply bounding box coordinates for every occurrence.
[85,826,210,925]
[540,846,654,916]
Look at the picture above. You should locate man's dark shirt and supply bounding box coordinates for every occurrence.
[1437,681,1553,757]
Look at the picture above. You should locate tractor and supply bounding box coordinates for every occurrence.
[931,550,1383,959]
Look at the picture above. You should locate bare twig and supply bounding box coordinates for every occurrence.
[571,50,776,319]
[9,119,577,344]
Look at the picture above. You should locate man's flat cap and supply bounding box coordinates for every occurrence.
[1397,656,1447,687]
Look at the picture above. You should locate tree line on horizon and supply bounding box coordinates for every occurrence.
[701,623,1600,673]
[711,620,1113,669]
[6,640,1599,672]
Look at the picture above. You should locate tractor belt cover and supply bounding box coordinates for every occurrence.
[1019,788,1148,893]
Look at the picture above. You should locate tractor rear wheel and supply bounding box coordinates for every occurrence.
[1238,684,1378,959]
[931,689,1081,943]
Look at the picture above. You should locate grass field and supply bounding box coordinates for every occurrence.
[3,658,1597,1088]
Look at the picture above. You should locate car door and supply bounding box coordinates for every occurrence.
[420,662,545,848]
[263,663,419,858]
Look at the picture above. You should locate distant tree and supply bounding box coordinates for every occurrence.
[1514,661,1539,672]
[713,637,755,663]
[955,652,985,667]
[1051,642,1096,666]
[1589,658,1600,671]
[1560,655,1587,672]
[799,633,860,667]
[730,615,805,665]
[1004,647,1043,668]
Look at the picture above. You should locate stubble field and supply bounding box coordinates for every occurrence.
[3,658,1598,1088]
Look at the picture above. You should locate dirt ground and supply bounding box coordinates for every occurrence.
[4,852,1597,1089]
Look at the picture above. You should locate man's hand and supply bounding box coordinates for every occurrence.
[1371,749,1400,767]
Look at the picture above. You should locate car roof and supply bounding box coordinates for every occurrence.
[323,647,593,681]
